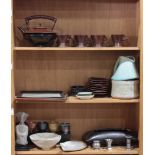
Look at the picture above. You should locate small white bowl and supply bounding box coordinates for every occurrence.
[77,92,93,96]
[30,133,61,150]
[76,92,94,100]
[76,95,94,100]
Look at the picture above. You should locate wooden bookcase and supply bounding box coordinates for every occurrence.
[11,0,143,155]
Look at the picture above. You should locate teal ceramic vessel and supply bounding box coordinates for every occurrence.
[111,56,139,81]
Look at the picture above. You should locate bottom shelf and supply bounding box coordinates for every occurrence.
[16,147,139,155]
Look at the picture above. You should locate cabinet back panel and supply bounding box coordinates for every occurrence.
[13,0,139,46]
[14,51,139,94]
[16,103,138,140]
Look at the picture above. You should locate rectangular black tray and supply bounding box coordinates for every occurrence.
[16,91,67,102]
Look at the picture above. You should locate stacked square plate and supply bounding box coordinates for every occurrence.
[87,77,111,97]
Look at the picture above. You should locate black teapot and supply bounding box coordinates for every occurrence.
[17,15,57,46]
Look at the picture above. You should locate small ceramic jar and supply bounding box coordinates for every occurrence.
[105,139,113,150]
[126,136,132,150]
[27,121,37,133]
[92,140,101,149]
[37,121,49,132]
[49,121,59,133]
[59,122,70,134]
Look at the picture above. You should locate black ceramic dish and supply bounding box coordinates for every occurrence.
[82,129,138,147]
[18,15,57,46]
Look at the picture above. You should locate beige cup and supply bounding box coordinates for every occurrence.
[49,121,58,132]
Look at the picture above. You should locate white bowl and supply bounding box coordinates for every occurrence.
[76,92,94,100]
[30,133,61,150]
[76,95,94,100]
[77,92,93,96]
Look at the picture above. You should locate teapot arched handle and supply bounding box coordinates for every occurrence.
[25,15,57,31]
[127,56,135,62]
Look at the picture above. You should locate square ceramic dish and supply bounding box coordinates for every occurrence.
[76,92,94,100]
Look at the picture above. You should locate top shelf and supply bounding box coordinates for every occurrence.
[13,47,140,51]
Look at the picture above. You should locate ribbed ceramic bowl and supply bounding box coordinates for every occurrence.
[30,133,61,150]
[111,80,139,99]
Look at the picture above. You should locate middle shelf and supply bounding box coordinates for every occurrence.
[15,96,139,104]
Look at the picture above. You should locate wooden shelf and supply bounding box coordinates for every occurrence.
[15,147,139,155]
[66,97,139,104]
[15,96,139,104]
[13,47,140,51]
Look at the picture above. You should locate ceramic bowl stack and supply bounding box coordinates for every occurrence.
[87,77,111,97]
[111,56,139,99]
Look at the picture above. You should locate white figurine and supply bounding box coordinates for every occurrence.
[16,112,29,145]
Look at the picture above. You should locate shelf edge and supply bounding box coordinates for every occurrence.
[13,47,140,51]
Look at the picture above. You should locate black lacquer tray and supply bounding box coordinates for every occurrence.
[16,91,67,102]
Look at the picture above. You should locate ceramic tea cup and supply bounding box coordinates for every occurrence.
[37,121,49,132]
[49,121,59,133]
[27,121,37,133]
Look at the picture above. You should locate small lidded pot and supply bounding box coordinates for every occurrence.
[49,121,59,133]
[92,140,101,149]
